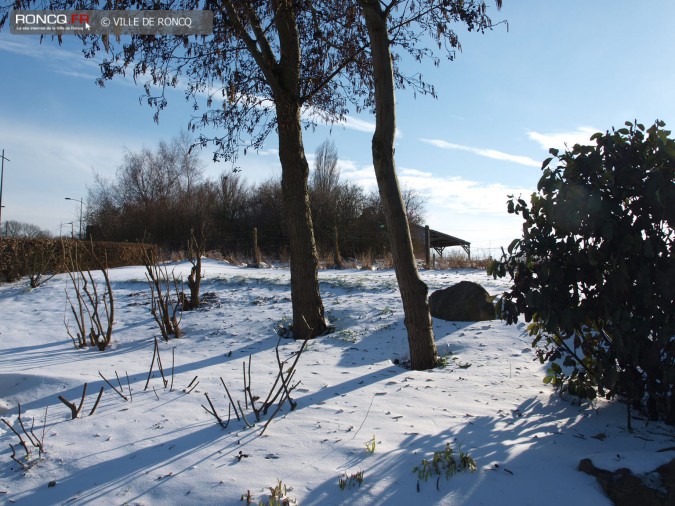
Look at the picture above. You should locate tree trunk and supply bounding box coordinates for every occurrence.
[360,0,437,370]
[237,0,327,340]
[277,98,328,340]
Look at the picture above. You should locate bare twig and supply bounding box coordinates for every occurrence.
[215,339,307,434]
[115,371,123,392]
[202,392,230,428]
[220,377,241,421]
[8,443,29,470]
[1,418,30,458]
[99,372,128,401]
[186,380,200,394]
[125,372,133,401]
[186,376,199,390]
[2,403,50,466]
[237,401,253,428]
[275,339,308,410]
[154,338,168,388]
[170,348,175,392]
[58,383,88,419]
[39,407,48,457]
[246,355,251,409]
[260,373,302,436]
[17,404,40,449]
[89,387,105,416]
[144,339,158,391]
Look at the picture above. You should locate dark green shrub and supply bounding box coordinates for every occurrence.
[489,120,674,425]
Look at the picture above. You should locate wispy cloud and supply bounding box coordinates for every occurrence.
[343,157,526,246]
[400,168,432,178]
[397,167,533,215]
[2,36,379,138]
[300,104,377,134]
[527,127,599,151]
[420,138,540,168]
[338,159,533,216]
[337,115,376,133]
[0,36,99,78]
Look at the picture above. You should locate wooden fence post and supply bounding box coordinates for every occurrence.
[425,225,431,269]
[333,225,343,269]
[252,227,262,267]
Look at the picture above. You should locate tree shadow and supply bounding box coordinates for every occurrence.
[4,421,246,505]
[0,331,283,417]
[301,395,617,505]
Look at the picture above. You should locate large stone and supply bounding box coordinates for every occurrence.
[579,457,675,506]
[428,281,495,322]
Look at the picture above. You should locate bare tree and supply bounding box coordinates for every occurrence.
[87,133,204,244]
[312,139,340,196]
[2,220,51,239]
[218,172,250,223]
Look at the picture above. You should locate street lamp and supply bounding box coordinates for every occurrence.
[65,197,84,240]
[0,149,9,239]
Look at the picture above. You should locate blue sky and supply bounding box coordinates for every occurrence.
[1,1,674,256]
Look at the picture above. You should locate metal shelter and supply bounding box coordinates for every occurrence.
[427,227,471,258]
[410,223,471,263]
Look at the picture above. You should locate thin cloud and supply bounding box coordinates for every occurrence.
[527,127,599,151]
[338,115,376,133]
[397,167,533,216]
[1,36,378,137]
[338,158,533,216]
[420,138,540,168]
[0,36,99,76]
[400,168,433,178]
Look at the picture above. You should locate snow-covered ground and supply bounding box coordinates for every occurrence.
[0,260,673,505]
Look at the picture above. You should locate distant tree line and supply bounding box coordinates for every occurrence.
[86,137,425,260]
[1,220,52,239]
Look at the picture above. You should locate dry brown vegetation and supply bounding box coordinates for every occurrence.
[0,238,155,283]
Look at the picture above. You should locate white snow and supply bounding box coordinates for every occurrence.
[0,259,673,505]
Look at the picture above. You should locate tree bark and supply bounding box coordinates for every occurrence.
[274,1,327,340]
[277,97,327,339]
[359,0,437,370]
[224,0,328,340]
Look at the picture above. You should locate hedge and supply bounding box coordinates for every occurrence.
[0,238,156,283]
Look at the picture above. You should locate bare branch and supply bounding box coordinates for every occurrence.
[220,377,242,421]
[58,383,88,419]
[89,387,105,416]
[99,371,128,401]
[202,392,230,428]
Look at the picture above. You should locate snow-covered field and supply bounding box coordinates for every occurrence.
[0,260,673,505]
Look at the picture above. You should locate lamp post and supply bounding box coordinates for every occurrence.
[65,197,84,240]
[0,149,9,239]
